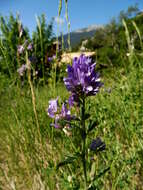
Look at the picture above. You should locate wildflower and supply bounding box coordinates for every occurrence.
[90,137,105,152]
[68,95,74,107]
[51,115,61,129]
[46,97,74,128]
[47,97,59,118]
[27,43,33,51]
[64,54,103,103]
[47,54,56,62]
[17,64,27,76]
[17,45,24,54]
[61,103,71,118]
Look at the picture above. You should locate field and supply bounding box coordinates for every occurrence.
[0,58,143,189]
[0,5,143,190]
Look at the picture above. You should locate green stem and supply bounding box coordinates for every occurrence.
[81,97,87,189]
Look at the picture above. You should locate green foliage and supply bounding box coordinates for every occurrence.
[119,4,139,22]
[0,53,143,189]
[81,5,143,69]
[0,13,54,84]
[0,14,29,77]
[32,14,54,81]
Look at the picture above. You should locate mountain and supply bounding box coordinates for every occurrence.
[62,24,103,48]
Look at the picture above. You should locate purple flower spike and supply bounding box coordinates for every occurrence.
[60,103,73,121]
[61,103,70,117]
[68,95,74,107]
[27,43,33,51]
[17,45,24,54]
[51,115,61,128]
[64,54,103,103]
[47,97,58,118]
[46,98,75,129]
[17,64,27,76]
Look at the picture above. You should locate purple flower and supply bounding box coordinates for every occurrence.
[47,97,58,118]
[47,57,53,62]
[47,54,56,62]
[17,40,29,54]
[68,95,74,107]
[64,54,103,102]
[27,43,33,51]
[60,103,75,121]
[46,97,74,128]
[61,103,70,117]
[90,137,106,152]
[17,45,24,54]
[51,115,61,129]
[17,64,27,76]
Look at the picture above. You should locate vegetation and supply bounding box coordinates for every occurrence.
[0,3,143,190]
[0,13,54,84]
[76,5,143,69]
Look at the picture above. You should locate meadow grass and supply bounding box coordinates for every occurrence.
[0,58,143,189]
[0,11,143,189]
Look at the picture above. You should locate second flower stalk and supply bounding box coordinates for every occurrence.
[47,54,105,189]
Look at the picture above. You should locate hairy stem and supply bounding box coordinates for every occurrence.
[81,97,87,189]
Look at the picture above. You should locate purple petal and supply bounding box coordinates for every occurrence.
[47,97,59,118]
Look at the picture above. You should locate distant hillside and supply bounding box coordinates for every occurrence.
[62,24,103,48]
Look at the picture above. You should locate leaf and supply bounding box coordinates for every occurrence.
[132,21,143,50]
[87,121,98,133]
[84,113,90,120]
[58,0,62,16]
[56,153,80,170]
[90,162,96,180]
[91,167,110,182]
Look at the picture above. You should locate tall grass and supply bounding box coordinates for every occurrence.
[0,61,143,189]
[0,15,143,190]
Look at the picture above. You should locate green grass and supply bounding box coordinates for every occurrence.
[0,60,143,189]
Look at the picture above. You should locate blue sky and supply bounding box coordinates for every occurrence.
[0,0,143,35]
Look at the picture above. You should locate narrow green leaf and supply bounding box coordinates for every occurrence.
[58,0,62,16]
[87,121,98,133]
[91,167,110,182]
[84,113,90,120]
[56,153,80,169]
[132,21,143,50]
